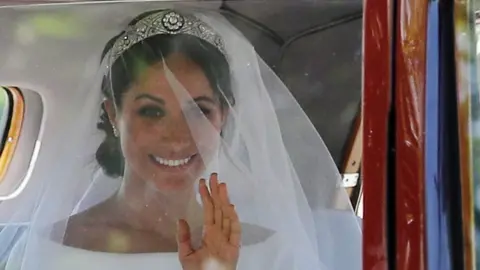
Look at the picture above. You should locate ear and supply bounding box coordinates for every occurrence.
[103,99,117,128]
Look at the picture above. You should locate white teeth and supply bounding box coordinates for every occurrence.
[154,156,192,167]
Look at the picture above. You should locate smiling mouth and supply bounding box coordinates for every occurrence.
[149,154,197,168]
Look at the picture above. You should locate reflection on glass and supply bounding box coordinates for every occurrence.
[474,5,480,269]
[0,87,22,185]
[0,88,11,153]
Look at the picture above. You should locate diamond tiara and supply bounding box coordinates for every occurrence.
[108,10,227,65]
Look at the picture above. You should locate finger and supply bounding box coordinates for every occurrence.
[176,219,194,258]
[219,183,231,205]
[222,217,231,238]
[209,173,223,228]
[199,178,214,225]
[219,184,232,237]
[228,205,242,247]
[209,173,220,202]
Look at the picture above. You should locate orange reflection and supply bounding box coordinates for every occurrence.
[0,87,24,184]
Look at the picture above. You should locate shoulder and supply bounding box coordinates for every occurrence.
[59,201,115,250]
[61,200,275,249]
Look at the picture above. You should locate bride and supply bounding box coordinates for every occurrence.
[1,7,360,270]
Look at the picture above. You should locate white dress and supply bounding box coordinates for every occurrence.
[5,231,292,270]
[4,210,361,270]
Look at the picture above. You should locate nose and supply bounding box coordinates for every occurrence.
[159,114,193,151]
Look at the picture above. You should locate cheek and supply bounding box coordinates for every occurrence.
[119,129,142,164]
[118,116,153,161]
[210,117,224,135]
[194,114,224,152]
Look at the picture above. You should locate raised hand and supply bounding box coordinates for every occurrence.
[177,173,241,270]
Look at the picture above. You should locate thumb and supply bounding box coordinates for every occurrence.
[176,219,194,258]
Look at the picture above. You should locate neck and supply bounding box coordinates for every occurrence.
[112,169,203,241]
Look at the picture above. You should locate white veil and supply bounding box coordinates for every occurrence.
[0,4,361,270]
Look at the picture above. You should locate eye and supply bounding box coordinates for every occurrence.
[184,103,214,118]
[199,106,212,116]
[138,105,165,118]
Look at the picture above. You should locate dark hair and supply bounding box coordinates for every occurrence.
[96,10,234,177]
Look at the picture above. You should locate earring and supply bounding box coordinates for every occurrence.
[112,125,119,137]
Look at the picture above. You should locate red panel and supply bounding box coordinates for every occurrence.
[362,0,392,269]
[394,0,428,269]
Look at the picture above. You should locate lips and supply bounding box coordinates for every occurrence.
[149,154,197,168]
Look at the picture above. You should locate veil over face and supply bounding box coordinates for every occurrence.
[0,4,361,270]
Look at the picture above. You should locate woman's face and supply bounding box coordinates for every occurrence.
[108,53,226,191]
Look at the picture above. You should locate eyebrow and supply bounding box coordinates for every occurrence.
[135,94,217,105]
[193,96,217,105]
[134,94,165,104]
